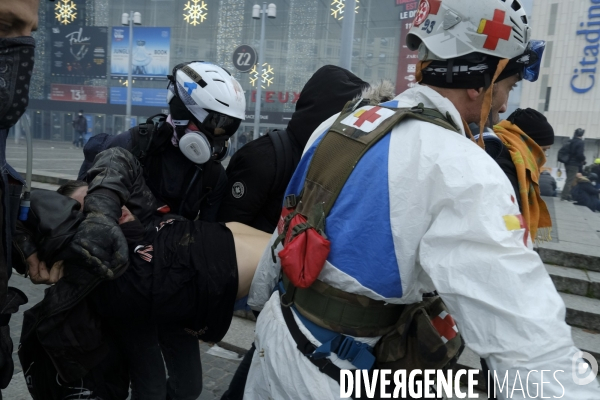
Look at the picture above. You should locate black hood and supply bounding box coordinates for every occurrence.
[287,65,368,149]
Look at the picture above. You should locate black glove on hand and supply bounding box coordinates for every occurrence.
[69,193,128,280]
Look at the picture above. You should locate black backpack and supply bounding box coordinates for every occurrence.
[557,140,572,164]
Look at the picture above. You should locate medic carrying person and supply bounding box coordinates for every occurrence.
[20,61,246,400]
[245,0,600,399]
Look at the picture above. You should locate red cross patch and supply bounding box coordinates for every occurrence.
[354,106,382,128]
[477,9,512,51]
[431,311,458,343]
[413,0,430,27]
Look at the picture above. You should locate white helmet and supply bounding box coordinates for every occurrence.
[167,61,245,128]
[406,0,530,61]
[167,61,245,164]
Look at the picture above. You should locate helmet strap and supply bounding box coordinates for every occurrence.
[415,61,432,83]
[477,58,509,149]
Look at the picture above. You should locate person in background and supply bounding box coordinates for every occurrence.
[0,0,38,391]
[218,65,370,233]
[539,169,557,197]
[590,158,600,187]
[493,107,554,242]
[572,172,600,212]
[72,110,87,148]
[561,128,586,201]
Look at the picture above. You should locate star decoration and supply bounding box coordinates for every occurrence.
[249,63,275,89]
[331,0,359,20]
[55,0,77,25]
[183,0,208,26]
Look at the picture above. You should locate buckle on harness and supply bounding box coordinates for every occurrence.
[410,103,425,114]
[280,285,296,308]
[284,194,297,208]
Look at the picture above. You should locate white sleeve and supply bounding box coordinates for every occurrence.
[248,230,281,311]
[418,168,600,399]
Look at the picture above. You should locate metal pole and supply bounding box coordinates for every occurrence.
[253,2,267,141]
[126,11,133,128]
[339,0,356,70]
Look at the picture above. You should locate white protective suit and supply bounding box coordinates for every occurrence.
[245,85,600,399]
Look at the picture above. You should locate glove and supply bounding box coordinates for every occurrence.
[68,193,129,280]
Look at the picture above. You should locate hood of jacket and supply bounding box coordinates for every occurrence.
[286,65,368,150]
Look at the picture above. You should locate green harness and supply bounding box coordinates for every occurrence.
[277,99,460,336]
[276,99,465,377]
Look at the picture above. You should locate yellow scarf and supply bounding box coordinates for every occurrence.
[494,121,552,242]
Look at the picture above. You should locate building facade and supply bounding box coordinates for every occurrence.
[521,0,600,165]
[26,0,421,144]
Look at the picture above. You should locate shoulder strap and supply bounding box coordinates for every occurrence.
[130,123,154,162]
[296,101,460,218]
[268,129,297,195]
[130,114,168,163]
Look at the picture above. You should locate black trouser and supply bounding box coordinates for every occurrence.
[111,320,167,400]
[220,343,255,400]
[158,324,203,400]
[109,321,203,400]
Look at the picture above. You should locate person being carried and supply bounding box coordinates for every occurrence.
[16,147,270,399]
[55,61,246,399]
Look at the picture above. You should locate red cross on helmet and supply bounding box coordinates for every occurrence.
[406,0,531,61]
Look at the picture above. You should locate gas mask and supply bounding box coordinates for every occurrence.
[0,36,35,130]
[178,126,229,164]
[170,95,238,164]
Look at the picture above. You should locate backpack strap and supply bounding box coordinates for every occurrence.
[268,129,298,196]
[130,114,168,164]
[296,101,460,217]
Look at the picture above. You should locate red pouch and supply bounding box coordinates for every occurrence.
[276,208,330,288]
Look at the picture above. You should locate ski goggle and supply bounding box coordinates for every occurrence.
[202,110,241,138]
[515,40,545,82]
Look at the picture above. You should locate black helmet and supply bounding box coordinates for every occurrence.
[574,128,585,137]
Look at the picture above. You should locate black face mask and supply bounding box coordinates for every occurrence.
[0,36,35,130]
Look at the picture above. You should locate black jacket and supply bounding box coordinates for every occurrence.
[18,148,159,385]
[539,172,557,197]
[567,138,585,167]
[218,65,368,233]
[77,121,227,222]
[73,115,87,133]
